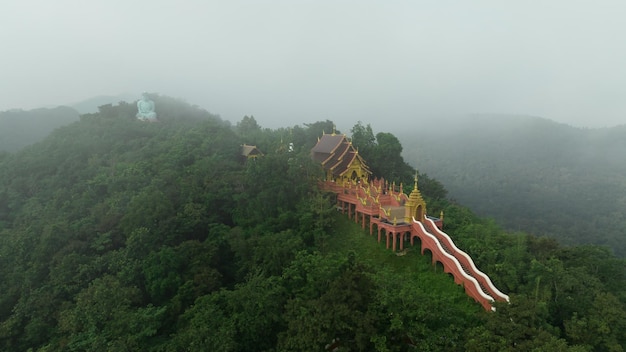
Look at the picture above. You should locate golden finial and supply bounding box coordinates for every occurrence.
[414,170,419,190]
[393,217,397,226]
[440,210,444,221]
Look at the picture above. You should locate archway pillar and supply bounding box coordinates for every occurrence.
[386,231,390,249]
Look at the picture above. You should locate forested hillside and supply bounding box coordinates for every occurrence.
[0,107,80,151]
[0,103,624,351]
[399,115,626,256]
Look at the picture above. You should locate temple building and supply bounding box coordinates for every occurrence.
[310,132,509,311]
[310,132,371,184]
[241,144,264,162]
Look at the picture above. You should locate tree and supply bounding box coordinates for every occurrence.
[465,295,568,352]
[170,273,286,351]
[565,292,626,351]
[349,122,447,201]
[278,253,376,351]
[58,275,165,351]
[235,115,261,142]
[350,121,376,156]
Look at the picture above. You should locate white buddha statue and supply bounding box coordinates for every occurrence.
[136,93,157,121]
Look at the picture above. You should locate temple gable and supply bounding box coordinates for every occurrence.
[311,133,371,183]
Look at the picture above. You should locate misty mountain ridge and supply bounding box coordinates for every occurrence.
[69,93,137,114]
[0,106,80,152]
[400,113,626,255]
[0,93,199,152]
[2,97,624,254]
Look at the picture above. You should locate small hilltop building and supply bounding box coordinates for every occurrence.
[241,144,264,162]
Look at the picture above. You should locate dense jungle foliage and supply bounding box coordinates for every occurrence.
[0,98,624,351]
[399,115,626,257]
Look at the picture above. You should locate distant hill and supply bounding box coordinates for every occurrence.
[399,115,626,256]
[70,93,137,114]
[0,106,80,152]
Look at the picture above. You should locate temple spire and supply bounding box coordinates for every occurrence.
[414,170,419,190]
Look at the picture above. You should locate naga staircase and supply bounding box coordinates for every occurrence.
[320,178,509,311]
[311,131,508,310]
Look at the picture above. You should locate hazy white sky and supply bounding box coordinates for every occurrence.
[2,0,625,129]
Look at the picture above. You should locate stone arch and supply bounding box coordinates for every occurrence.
[410,233,422,248]
[422,247,434,263]
[370,222,378,236]
[401,231,410,245]
[445,271,456,282]
[385,231,393,249]
[378,227,387,244]
[434,260,445,273]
